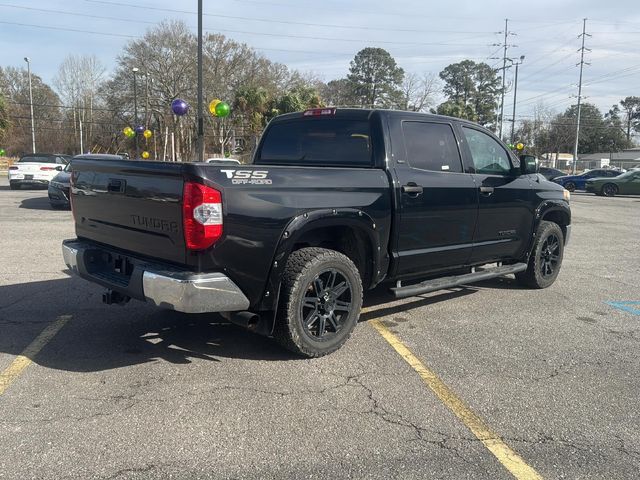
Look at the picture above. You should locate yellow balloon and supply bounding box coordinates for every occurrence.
[141,151,150,159]
[209,99,221,116]
[143,129,153,139]
[516,142,525,151]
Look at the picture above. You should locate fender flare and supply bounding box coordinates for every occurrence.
[524,200,571,257]
[255,208,387,315]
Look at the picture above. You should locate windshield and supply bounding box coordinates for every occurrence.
[19,155,57,163]
[256,118,372,167]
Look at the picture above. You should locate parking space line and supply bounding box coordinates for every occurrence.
[369,318,542,480]
[0,315,71,396]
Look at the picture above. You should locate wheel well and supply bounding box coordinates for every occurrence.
[291,226,374,288]
[541,210,570,241]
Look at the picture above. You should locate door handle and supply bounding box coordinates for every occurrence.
[107,179,126,193]
[402,184,423,196]
[479,186,494,196]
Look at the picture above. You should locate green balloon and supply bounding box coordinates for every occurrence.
[0,148,5,156]
[214,101,230,118]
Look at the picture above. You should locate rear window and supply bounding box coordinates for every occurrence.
[256,118,371,167]
[19,155,57,164]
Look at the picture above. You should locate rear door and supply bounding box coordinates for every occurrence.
[392,118,478,276]
[458,124,534,263]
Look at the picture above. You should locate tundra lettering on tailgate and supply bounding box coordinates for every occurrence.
[130,214,179,233]
[221,169,272,185]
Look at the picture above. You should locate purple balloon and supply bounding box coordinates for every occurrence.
[134,125,145,134]
[171,98,189,116]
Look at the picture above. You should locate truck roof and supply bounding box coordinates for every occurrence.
[271,108,476,127]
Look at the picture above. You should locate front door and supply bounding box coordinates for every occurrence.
[394,120,478,276]
[458,125,534,263]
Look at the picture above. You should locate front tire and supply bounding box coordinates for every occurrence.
[273,247,363,358]
[564,181,576,192]
[602,183,618,197]
[516,221,564,289]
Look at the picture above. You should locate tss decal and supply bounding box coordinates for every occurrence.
[220,169,272,185]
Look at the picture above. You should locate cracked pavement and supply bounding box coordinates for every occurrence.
[1,181,639,479]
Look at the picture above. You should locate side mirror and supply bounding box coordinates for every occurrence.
[520,155,538,175]
[56,165,63,171]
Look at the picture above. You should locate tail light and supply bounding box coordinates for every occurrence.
[69,171,76,221]
[183,182,223,250]
[40,166,56,171]
[303,108,336,117]
[9,166,18,170]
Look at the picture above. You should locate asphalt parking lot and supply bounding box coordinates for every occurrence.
[1,178,639,479]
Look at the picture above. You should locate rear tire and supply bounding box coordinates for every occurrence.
[9,182,19,190]
[601,183,618,197]
[516,221,564,289]
[273,247,363,358]
[564,182,576,192]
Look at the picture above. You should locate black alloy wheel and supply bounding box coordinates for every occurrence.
[564,181,576,192]
[539,233,561,278]
[301,269,353,339]
[602,183,618,197]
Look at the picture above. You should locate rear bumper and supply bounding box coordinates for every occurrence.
[62,239,250,313]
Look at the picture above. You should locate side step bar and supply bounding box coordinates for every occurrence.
[391,263,528,299]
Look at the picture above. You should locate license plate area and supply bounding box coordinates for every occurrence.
[24,174,33,180]
[84,250,134,287]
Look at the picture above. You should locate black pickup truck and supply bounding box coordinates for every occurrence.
[63,108,571,357]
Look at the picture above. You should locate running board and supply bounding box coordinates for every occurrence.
[391,263,528,299]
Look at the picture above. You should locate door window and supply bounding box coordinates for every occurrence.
[462,127,513,175]
[402,122,463,173]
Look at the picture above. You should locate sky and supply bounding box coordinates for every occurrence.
[1,0,639,121]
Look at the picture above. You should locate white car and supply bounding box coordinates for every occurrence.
[8,154,71,190]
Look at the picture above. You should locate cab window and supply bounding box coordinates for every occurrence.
[402,121,462,173]
[461,127,513,175]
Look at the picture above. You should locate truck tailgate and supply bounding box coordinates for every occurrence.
[71,158,187,265]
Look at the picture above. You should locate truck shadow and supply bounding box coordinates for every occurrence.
[19,196,62,210]
[0,274,519,371]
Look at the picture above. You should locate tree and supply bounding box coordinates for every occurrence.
[0,94,8,147]
[320,79,355,107]
[619,96,640,142]
[346,48,404,108]
[401,73,438,112]
[548,103,631,155]
[54,54,106,153]
[436,60,501,127]
[0,66,63,155]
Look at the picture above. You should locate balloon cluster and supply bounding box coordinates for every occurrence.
[123,126,135,138]
[209,98,230,118]
[0,148,6,156]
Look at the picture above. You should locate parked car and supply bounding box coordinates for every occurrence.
[586,170,640,196]
[206,158,241,165]
[62,108,571,357]
[48,154,124,209]
[8,154,71,190]
[538,167,565,181]
[553,168,621,191]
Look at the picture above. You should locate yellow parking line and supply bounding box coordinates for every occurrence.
[370,318,542,480]
[0,315,71,396]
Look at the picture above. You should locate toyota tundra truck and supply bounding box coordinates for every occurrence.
[62,108,571,357]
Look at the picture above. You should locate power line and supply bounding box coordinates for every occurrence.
[572,18,591,173]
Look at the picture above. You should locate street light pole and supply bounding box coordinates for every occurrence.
[510,55,525,145]
[132,67,139,158]
[196,0,205,162]
[24,57,36,154]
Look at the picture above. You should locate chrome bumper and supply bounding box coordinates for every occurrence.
[142,271,250,313]
[62,242,250,314]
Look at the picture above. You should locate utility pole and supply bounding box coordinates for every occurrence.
[510,55,525,144]
[196,0,205,162]
[23,57,36,153]
[572,18,591,174]
[497,19,516,141]
[132,67,139,158]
